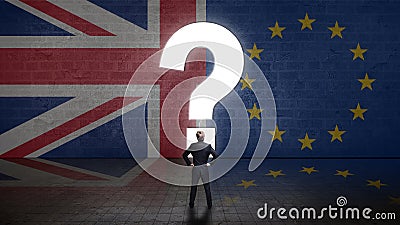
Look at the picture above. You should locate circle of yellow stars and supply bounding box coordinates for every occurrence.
[243,12,374,150]
[235,12,391,204]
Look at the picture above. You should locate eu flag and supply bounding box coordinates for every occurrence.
[209,0,400,158]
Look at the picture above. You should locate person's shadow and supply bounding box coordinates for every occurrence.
[185,207,212,225]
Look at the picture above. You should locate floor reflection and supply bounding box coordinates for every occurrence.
[186,207,212,225]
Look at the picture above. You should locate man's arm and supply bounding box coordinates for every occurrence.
[208,145,218,162]
[182,150,192,166]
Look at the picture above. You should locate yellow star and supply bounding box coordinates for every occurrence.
[335,170,354,178]
[268,21,286,39]
[349,103,367,120]
[299,166,318,175]
[246,43,264,60]
[247,103,263,120]
[236,180,256,189]
[358,73,375,90]
[350,43,367,60]
[266,170,285,178]
[367,180,387,189]
[298,13,316,30]
[389,196,400,205]
[268,125,286,143]
[298,133,316,150]
[223,196,240,206]
[328,125,346,142]
[240,73,256,90]
[328,21,345,38]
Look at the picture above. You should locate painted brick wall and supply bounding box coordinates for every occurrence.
[208,0,400,157]
[0,0,205,158]
[0,0,399,158]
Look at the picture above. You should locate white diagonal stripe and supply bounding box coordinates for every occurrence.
[0,0,160,48]
[0,97,110,154]
[6,0,86,36]
[28,97,147,157]
[47,0,151,34]
[0,85,156,155]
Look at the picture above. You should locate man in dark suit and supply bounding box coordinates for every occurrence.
[183,131,218,209]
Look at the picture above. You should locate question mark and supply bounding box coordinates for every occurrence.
[160,22,244,149]
[123,22,275,185]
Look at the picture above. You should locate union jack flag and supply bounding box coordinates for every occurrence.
[0,0,207,185]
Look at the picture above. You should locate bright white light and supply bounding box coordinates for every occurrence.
[186,128,216,150]
[160,22,244,121]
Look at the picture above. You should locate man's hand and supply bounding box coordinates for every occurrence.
[206,163,210,167]
[190,163,194,167]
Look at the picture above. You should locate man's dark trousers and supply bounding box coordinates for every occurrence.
[190,166,211,207]
[183,141,217,208]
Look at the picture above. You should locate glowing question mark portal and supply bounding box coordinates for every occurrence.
[160,22,244,148]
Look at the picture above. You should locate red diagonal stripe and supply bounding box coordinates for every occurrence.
[0,97,140,158]
[6,158,106,180]
[20,0,115,36]
[0,0,201,159]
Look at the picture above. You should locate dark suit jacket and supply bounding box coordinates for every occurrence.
[182,141,218,166]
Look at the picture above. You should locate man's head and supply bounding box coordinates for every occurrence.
[196,131,205,142]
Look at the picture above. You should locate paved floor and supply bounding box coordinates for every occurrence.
[0,158,399,224]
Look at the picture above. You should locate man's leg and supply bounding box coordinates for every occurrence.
[189,185,197,208]
[190,167,200,208]
[200,167,212,208]
[203,183,212,208]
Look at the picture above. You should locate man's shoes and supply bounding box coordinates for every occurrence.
[189,203,194,208]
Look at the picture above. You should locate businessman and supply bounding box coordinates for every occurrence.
[183,131,218,209]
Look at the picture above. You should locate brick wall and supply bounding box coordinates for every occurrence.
[0,0,399,158]
[208,0,400,157]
